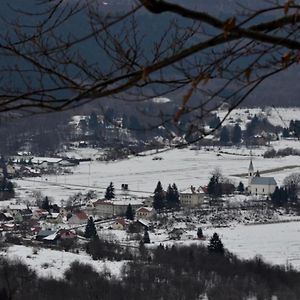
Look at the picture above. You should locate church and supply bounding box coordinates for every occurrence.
[248,159,277,196]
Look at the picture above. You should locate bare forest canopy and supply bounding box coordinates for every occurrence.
[0,0,299,139]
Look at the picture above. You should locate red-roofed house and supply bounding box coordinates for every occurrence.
[68,211,88,224]
[136,207,156,220]
[112,218,128,230]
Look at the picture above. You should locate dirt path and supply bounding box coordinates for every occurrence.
[231,165,300,178]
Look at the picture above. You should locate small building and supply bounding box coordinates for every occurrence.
[68,211,89,225]
[111,218,128,230]
[36,229,56,241]
[180,186,205,208]
[0,212,14,222]
[32,209,49,220]
[248,159,277,195]
[46,212,64,223]
[136,207,156,220]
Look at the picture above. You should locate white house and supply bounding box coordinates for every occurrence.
[248,159,277,195]
[180,186,205,208]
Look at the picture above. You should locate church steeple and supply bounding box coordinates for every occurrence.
[248,153,254,186]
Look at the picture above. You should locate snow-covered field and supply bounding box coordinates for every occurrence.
[13,143,300,203]
[205,221,300,270]
[1,245,126,279]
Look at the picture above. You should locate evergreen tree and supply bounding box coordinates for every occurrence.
[172,183,180,208]
[197,227,203,239]
[143,228,150,244]
[126,204,134,220]
[166,184,173,206]
[220,126,230,144]
[207,175,222,198]
[153,181,165,210]
[42,196,50,211]
[84,216,98,239]
[208,233,224,254]
[129,115,141,130]
[105,182,115,200]
[237,181,245,193]
[208,114,221,129]
[282,127,290,138]
[231,124,242,144]
[88,112,98,130]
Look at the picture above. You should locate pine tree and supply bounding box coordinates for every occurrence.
[105,182,115,200]
[282,128,290,138]
[172,183,180,208]
[208,232,224,254]
[220,126,230,144]
[231,124,242,144]
[42,196,50,211]
[237,181,245,193]
[126,204,134,220]
[143,228,150,244]
[197,227,203,239]
[84,216,98,239]
[207,175,222,198]
[88,112,98,130]
[166,184,174,209]
[153,181,165,210]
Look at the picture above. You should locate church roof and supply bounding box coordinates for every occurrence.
[250,177,277,186]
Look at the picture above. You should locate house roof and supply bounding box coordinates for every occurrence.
[136,219,150,227]
[74,211,88,220]
[180,186,205,194]
[137,207,154,213]
[32,157,62,164]
[114,218,127,227]
[37,229,56,237]
[251,177,277,186]
[95,199,113,206]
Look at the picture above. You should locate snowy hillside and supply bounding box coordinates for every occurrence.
[217,107,300,130]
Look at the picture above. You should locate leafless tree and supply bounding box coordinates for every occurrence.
[1,0,300,143]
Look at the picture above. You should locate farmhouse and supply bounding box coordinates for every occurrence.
[248,159,277,195]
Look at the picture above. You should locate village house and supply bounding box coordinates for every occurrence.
[248,159,277,195]
[180,186,205,208]
[111,218,128,230]
[68,211,88,225]
[136,207,156,220]
[32,208,49,220]
[46,212,64,224]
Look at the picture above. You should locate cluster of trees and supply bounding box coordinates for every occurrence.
[207,171,236,198]
[153,181,180,210]
[282,120,300,138]
[244,115,277,141]
[0,179,14,200]
[264,147,300,158]
[219,124,242,145]
[271,173,300,207]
